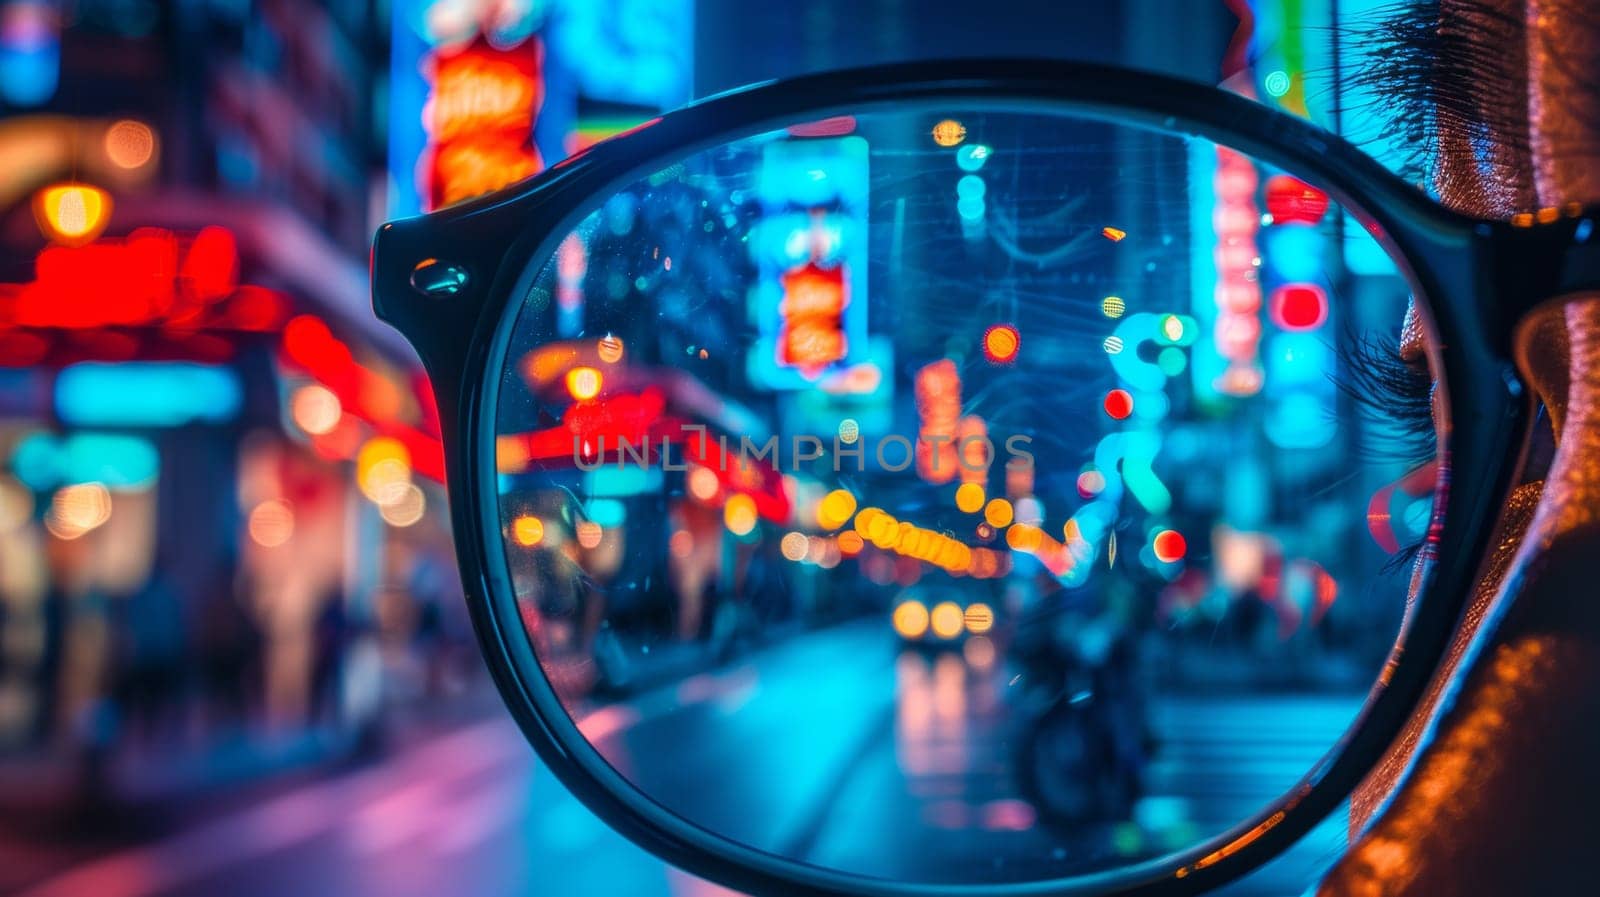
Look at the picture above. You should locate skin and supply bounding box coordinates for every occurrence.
[1321,1,1600,893]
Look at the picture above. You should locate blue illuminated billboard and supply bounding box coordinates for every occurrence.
[746,135,871,391]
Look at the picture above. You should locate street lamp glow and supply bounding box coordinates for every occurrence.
[34,183,112,246]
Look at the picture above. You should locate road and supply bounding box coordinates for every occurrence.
[13,621,1361,897]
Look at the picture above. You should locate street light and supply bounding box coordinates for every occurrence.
[32,181,111,246]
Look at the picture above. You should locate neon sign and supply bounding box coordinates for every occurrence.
[55,362,241,427]
[748,136,869,390]
[777,257,848,373]
[0,227,286,366]
[423,37,544,210]
[914,360,961,485]
[1209,146,1264,396]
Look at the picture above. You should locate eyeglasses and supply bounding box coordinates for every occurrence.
[372,60,1594,896]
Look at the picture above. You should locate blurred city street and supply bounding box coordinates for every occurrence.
[7,621,1355,897]
[1,3,1416,896]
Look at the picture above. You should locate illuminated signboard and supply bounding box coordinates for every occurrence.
[747,136,869,391]
[549,0,692,110]
[1189,143,1264,402]
[915,359,961,485]
[55,362,242,427]
[12,432,159,490]
[388,0,692,217]
[554,0,691,154]
[0,227,287,366]
[777,251,847,372]
[422,36,544,210]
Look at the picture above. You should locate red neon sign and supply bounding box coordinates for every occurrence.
[423,37,544,210]
[2,226,261,330]
[1212,147,1263,394]
[0,227,287,366]
[777,260,848,373]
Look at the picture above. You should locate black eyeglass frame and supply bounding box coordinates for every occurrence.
[372,58,1600,897]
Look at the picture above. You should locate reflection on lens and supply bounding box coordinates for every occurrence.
[493,107,1436,886]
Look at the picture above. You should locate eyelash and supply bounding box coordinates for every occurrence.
[1335,333,1436,571]
[1335,332,1434,460]
[1339,0,1533,188]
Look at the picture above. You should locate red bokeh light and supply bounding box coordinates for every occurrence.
[1265,175,1330,225]
[1103,389,1134,420]
[1152,529,1187,563]
[180,225,239,303]
[1270,284,1329,331]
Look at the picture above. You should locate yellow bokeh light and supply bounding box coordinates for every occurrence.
[105,120,156,170]
[866,512,900,549]
[1162,314,1185,342]
[954,482,986,514]
[1102,295,1126,318]
[357,437,412,504]
[512,515,545,547]
[248,499,295,547]
[290,384,342,435]
[892,600,930,639]
[566,366,603,401]
[780,531,809,561]
[45,482,112,540]
[931,119,966,147]
[964,603,995,634]
[929,601,964,639]
[34,183,112,246]
[724,493,757,536]
[984,498,1013,529]
[380,485,426,527]
[817,488,857,530]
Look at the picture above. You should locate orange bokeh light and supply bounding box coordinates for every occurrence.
[931,119,967,147]
[982,324,1020,364]
[837,531,864,556]
[984,498,1013,529]
[105,120,157,169]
